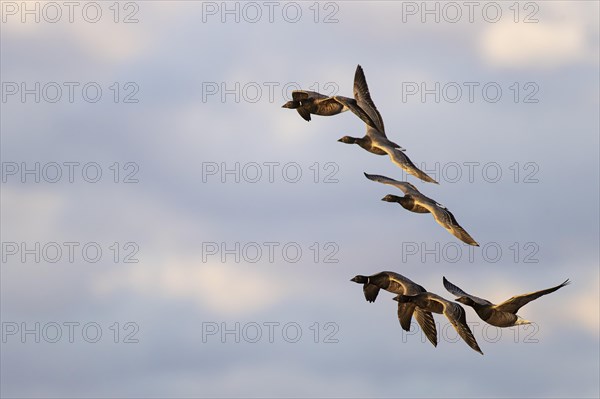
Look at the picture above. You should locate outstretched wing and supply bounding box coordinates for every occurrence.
[353,65,386,135]
[496,279,570,314]
[414,307,438,347]
[443,277,492,306]
[363,172,421,196]
[397,302,415,331]
[442,301,483,355]
[422,203,479,246]
[291,90,327,101]
[313,97,346,116]
[372,142,438,184]
[332,96,378,129]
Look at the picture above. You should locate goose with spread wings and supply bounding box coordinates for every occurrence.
[443,277,570,327]
[351,272,437,347]
[282,85,407,153]
[364,173,479,246]
[335,65,437,184]
[282,90,353,122]
[394,292,483,355]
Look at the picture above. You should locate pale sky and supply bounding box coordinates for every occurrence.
[1,1,599,397]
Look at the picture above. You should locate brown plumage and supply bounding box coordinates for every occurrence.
[443,277,570,327]
[365,173,479,246]
[394,293,483,355]
[335,65,436,183]
[351,272,437,347]
[281,90,351,121]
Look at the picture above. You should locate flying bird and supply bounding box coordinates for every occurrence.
[394,293,483,355]
[282,90,353,122]
[282,89,407,152]
[442,276,570,327]
[351,272,437,347]
[335,65,437,184]
[364,173,479,246]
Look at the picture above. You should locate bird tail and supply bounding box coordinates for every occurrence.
[514,316,532,325]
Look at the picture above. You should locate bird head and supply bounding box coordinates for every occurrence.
[350,275,368,284]
[281,101,298,109]
[337,136,357,144]
[381,194,401,203]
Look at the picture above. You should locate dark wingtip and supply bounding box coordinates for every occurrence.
[425,175,439,184]
[471,344,484,355]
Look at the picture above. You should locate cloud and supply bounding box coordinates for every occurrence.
[0,186,66,240]
[561,268,599,336]
[93,258,289,316]
[0,2,181,64]
[480,20,592,69]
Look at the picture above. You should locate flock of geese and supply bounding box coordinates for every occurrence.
[351,272,569,354]
[282,65,569,355]
[283,65,478,246]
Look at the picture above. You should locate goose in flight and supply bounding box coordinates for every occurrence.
[335,65,437,184]
[443,277,570,327]
[364,173,479,246]
[282,90,352,122]
[282,90,406,151]
[351,272,437,347]
[394,293,483,355]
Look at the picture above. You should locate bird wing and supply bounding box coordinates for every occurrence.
[495,279,571,314]
[385,273,434,337]
[314,97,346,116]
[441,300,483,355]
[370,140,438,184]
[363,172,421,196]
[295,107,311,121]
[291,90,327,101]
[385,271,422,292]
[397,302,416,331]
[363,283,381,303]
[353,65,386,135]
[331,96,378,128]
[414,307,438,347]
[443,277,492,306]
[419,202,479,246]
